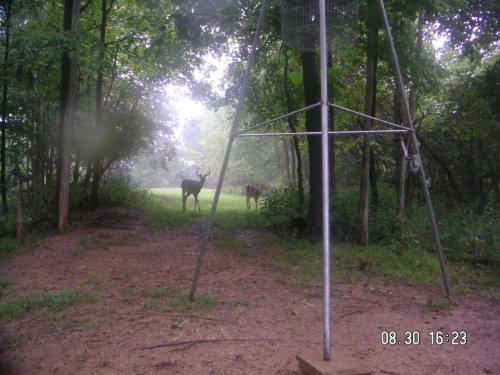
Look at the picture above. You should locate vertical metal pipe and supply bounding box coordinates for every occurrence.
[377,0,452,299]
[319,0,331,361]
[190,0,268,301]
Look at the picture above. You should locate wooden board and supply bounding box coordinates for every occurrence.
[297,353,372,375]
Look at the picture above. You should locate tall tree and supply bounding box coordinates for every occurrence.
[1,0,12,215]
[57,0,80,233]
[284,48,304,205]
[358,0,379,245]
[302,51,323,238]
[90,0,111,208]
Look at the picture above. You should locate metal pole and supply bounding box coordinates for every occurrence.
[377,0,452,299]
[232,102,321,136]
[189,0,269,301]
[236,129,409,138]
[319,0,331,361]
[329,102,412,131]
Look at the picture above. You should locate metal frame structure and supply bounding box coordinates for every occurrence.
[189,0,451,363]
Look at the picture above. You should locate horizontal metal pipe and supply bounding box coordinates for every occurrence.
[231,102,321,137]
[236,129,409,137]
[329,102,412,131]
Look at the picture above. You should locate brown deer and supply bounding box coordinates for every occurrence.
[181,169,210,212]
[245,183,263,210]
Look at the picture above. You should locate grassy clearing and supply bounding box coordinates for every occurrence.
[147,187,498,296]
[147,188,267,229]
[141,287,218,312]
[0,289,94,320]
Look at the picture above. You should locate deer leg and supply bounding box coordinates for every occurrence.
[254,197,258,209]
[246,197,250,210]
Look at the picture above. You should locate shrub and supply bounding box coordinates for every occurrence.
[70,178,149,209]
[261,187,306,230]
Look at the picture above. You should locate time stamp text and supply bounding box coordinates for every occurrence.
[381,330,467,346]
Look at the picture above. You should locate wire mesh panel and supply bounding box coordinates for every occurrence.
[281,0,359,52]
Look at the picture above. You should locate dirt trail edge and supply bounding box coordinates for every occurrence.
[0,207,498,375]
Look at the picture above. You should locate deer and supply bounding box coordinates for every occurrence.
[181,169,210,212]
[245,183,264,210]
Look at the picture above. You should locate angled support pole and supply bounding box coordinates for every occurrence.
[377,0,452,299]
[189,0,269,301]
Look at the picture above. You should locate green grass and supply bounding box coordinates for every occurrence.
[0,276,9,296]
[0,289,94,320]
[264,235,445,287]
[147,188,267,229]
[0,276,9,289]
[142,287,218,312]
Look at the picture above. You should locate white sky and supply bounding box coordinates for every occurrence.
[164,53,229,145]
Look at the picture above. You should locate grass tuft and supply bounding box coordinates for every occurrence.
[0,289,94,320]
[142,287,218,312]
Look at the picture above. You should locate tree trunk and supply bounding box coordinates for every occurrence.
[90,0,108,208]
[289,139,296,184]
[302,51,322,239]
[397,5,424,218]
[283,139,292,185]
[359,21,378,246]
[284,49,304,205]
[1,0,12,215]
[327,53,336,198]
[57,0,80,233]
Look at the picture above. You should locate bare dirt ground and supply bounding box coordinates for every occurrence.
[0,207,498,375]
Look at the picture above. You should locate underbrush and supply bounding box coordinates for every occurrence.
[262,235,443,287]
[70,178,149,209]
[262,185,499,265]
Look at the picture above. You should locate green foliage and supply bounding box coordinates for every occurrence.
[265,234,443,287]
[0,236,19,257]
[70,179,149,209]
[0,277,9,294]
[0,289,93,320]
[99,179,150,207]
[261,187,306,229]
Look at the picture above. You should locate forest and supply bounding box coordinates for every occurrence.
[1,0,498,256]
[0,1,499,374]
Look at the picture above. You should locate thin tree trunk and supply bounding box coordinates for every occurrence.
[359,21,378,246]
[284,48,304,205]
[57,0,80,233]
[283,139,292,185]
[302,51,322,238]
[398,5,424,218]
[327,53,336,198]
[1,0,12,215]
[73,154,80,183]
[90,0,108,208]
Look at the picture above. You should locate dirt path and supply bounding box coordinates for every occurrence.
[0,207,498,375]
